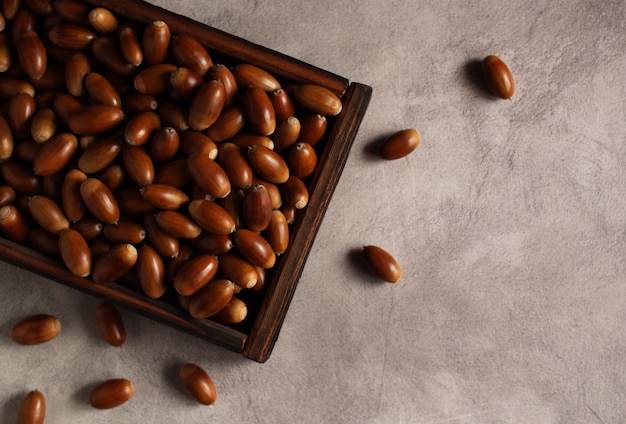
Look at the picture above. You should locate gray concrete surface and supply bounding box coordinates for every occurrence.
[1,0,625,423]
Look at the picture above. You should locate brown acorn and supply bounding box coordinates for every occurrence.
[33,132,78,176]
[1,0,21,19]
[54,0,90,24]
[118,23,143,67]
[17,30,47,80]
[124,111,161,146]
[155,210,201,239]
[243,86,276,136]
[80,178,120,224]
[247,144,289,184]
[251,177,282,209]
[205,105,245,142]
[170,35,212,76]
[65,51,91,97]
[363,245,402,283]
[28,195,70,234]
[188,80,225,131]
[85,72,122,108]
[179,363,217,405]
[187,199,236,235]
[148,126,179,164]
[122,144,155,187]
[10,314,61,345]
[8,92,36,139]
[103,221,146,244]
[30,108,58,143]
[281,175,309,209]
[122,92,157,114]
[61,169,87,222]
[142,20,170,65]
[0,115,13,163]
[179,130,217,158]
[169,66,204,100]
[207,63,238,107]
[173,254,219,296]
[92,36,135,76]
[136,245,167,299]
[157,100,189,132]
[91,243,138,283]
[89,378,134,409]
[212,297,248,325]
[0,33,12,72]
[218,252,258,289]
[69,105,124,135]
[232,228,276,269]
[140,184,189,210]
[48,24,97,50]
[191,232,233,255]
[482,55,515,99]
[0,205,29,242]
[1,161,41,195]
[70,216,102,241]
[271,88,296,122]
[133,63,177,94]
[187,153,231,198]
[154,158,192,188]
[273,116,301,151]
[16,389,46,424]
[294,84,342,116]
[264,209,290,255]
[229,133,274,150]
[218,142,253,189]
[188,278,235,319]
[53,92,83,128]
[115,185,155,215]
[379,128,421,160]
[287,142,317,178]
[95,301,126,346]
[241,184,273,232]
[279,203,297,225]
[0,185,15,206]
[58,227,91,277]
[95,165,125,193]
[232,63,281,92]
[143,214,179,258]
[78,135,123,174]
[0,77,35,99]
[88,7,119,33]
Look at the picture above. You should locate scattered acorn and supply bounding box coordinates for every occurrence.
[482,55,515,99]
[362,245,402,283]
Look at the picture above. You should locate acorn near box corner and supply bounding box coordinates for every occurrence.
[0,0,371,362]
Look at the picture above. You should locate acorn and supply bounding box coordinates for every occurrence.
[141,183,189,210]
[92,36,136,75]
[88,7,119,33]
[379,128,421,160]
[16,389,46,424]
[264,210,290,255]
[232,63,281,92]
[287,142,317,178]
[169,66,204,100]
[8,92,36,139]
[30,108,58,144]
[187,153,231,198]
[95,301,126,346]
[0,115,14,163]
[54,0,90,24]
[188,80,225,131]
[10,314,61,345]
[53,92,84,128]
[61,169,87,222]
[124,111,161,146]
[171,35,213,76]
[122,144,155,187]
[0,205,28,241]
[212,297,248,325]
[173,254,219,296]
[281,175,309,209]
[179,363,217,405]
[243,86,276,136]
[78,135,123,174]
[187,199,236,235]
[58,227,91,277]
[148,126,179,164]
[0,33,11,73]
[294,84,342,116]
[79,178,120,224]
[179,130,217,157]
[157,100,190,132]
[85,72,122,108]
[155,210,201,239]
[0,77,35,99]
[103,221,146,244]
[188,278,235,319]
[247,144,289,184]
[218,252,258,289]
[241,184,273,232]
[16,30,47,80]
[271,88,296,122]
[205,105,245,142]
[1,161,41,195]
[230,133,274,150]
[142,20,171,65]
[118,23,143,67]
[207,63,238,106]
[482,55,515,99]
[154,158,192,188]
[143,214,179,259]
[28,195,70,234]
[363,245,402,283]
[273,116,301,151]
[33,132,78,176]
[69,105,125,136]
[91,243,138,283]
[89,378,134,409]
[70,217,103,241]
[133,63,177,94]
[48,24,97,50]
[191,232,233,255]
[218,142,253,189]
[136,245,167,299]
[123,92,158,114]
[232,228,276,269]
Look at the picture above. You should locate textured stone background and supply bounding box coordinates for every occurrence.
[1,0,625,423]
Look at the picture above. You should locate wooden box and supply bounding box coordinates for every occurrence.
[0,0,371,362]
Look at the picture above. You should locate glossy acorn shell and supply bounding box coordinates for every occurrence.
[169,66,204,100]
[379,128,421,160]
[118,23,143,67]
[54,0,90,24]
[189,278,235,319]
[157,100,190,132]
[88,7,119,33]
[188,80,225,131]
[247,144,289,184]
[136,245,167,299]
[206,105,245,142]
[142,20,171,65]
[17,30,47,80]
[271,88,296,122]
[218,142,253,189]
[80,178,120,224]
[124,111,161,146]
[48,24,97,50]
[30,108,58,143]
[281,175,309,210]
[173,253,219,296]
[53,93,83,128]
[85,72,121,108]
[148,126,179,164]
[33,132,78,176]
[0,205,29,242]
[141,183,189,210]
[92,36,135,76]
[482,55,515,99]
[294,84,342,116]
[187,153,231,198]
[207,63,238,106]
[11,314,61,345]
[218,252,259,289]
[179,130,217,158]
[78,135,123,174]
[191,232,233,255]
[171,35,213,76]
[61,169,87,222]
[273,116,300,151]
[133,63,178,95]
[212,297,248,325]
[241,184,273,232]
[89,378,134,409]
[95,301,126,346]
[58,227,91,277]
[264,209,290,255]
[8,92,36,139]
[91,243,138,284]
[155,210,202,239]
[65,51,91,97]
[17,389,46,424]
[103,221,146,244]
[232,228,276,269]
[28,195,70,234]
[144,214,179,258]
[287,142,317,179]
[154,158,192,188]
[363,245,402,283]
[232,63,281,92]
[70,217,103,241]
[179,363,217,405]
[69,105,124,136]
[122,144,155,187]
[188,198,236,235]
[243,86,276,136]
[0,116,12,163]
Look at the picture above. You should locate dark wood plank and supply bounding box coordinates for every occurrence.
[85,0,349,96]
[243,83,373,362]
